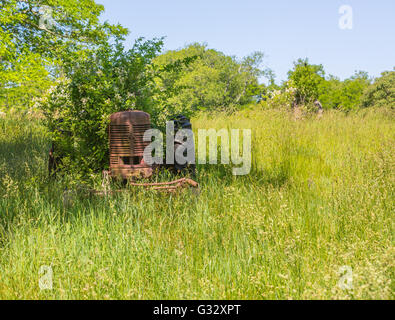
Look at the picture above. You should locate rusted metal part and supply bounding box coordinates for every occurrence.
[129,177,199,191]
[109,110,153,180]
[92,176,199,195]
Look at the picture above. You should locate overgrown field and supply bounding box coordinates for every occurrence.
[0,109,393,299]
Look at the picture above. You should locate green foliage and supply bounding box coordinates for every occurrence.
[287,58,325,106]
[0,0,126,59]
[0,52,52,110]
[286,59,372,111]
[153,43,267,114]
[360,69,395,109]
[37,38,165,175]
[259,82,296,110]
[316,76,342,110]
[319,71,371,111]
[0,0,127,110]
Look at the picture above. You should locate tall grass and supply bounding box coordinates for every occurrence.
[0,109,393,299]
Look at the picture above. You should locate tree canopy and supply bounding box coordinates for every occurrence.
[284,59,372,111]
[153,43,268,114]
[287,58,326,106]
[360,70,395,109]
[0,0,127,109]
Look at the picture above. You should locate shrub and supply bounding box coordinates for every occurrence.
[259,82,296,110]
[360,70,395,109]
[318,72,371,111]
[287,58,325,105]
[37,38,168,175]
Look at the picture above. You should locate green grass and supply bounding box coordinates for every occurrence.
[0,108,393,299]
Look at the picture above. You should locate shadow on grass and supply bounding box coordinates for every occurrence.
[0,133,49,180]
[196,160,291,189]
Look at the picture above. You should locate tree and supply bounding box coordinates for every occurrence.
[318,71,371,110]
[0,0,127,109]
[360,69,395,109]
[153,43,268,114]
[339,71,371,110]
[317,75,343,110]
[0,51,52,109]
[0,0,126,59]
[287,58,325,106]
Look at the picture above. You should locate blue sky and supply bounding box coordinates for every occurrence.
[98,0,395,83]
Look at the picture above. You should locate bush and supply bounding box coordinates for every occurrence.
[319,72,371,111]
[287,58,325,105]
[259,82,296,110]
[360,70,395,109]
[287,59,371,111]
[37,38,167,175]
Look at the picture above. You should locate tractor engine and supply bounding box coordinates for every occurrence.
[109,110,153,180]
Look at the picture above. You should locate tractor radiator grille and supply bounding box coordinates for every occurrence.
[132,123,150,156]
[110,124,131,156]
